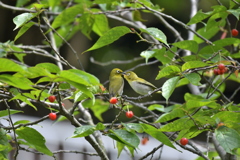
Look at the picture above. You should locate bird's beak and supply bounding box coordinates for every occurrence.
[122,72,127,75]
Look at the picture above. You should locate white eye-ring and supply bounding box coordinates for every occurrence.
[116,70,121,73]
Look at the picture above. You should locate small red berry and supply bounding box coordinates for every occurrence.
[126,111,134,118]
[180,138,188,145]
[218,69,225,75]
[109,97,118,104]
[231,29,239,36]
[141,137,149,145]
[213,69,219,75]
[48,113,57,120]
[48,95,56,102]
[218,63,225,70]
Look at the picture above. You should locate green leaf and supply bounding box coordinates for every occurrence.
[92,13,109,36]
[182,61,208,71]
[14,21,35,41]
[83,99,108,121]
[10,93,37,110]
[0,128,10,159]
[183,73,201,86]
[162,76,180,102]
[186,99,214,110]
[159,118,194,132]
[140,50,155,63]
[141,124,176,149]
[36,63,61,74]
[13,13,39,30]
[84,26,130,53]
[154,47,175,65]
[78,13,95,39]
[199,38,240,55]
[72,125,95,138]
[0,58,25,73]
[13,120,31,126]
[133,10,147,22]
[172,40,198,53]
[215,126,240,154]
[96,122,105,130]
[140,27,169,47]
[187,10,212,25]
[0,109,23,117]
[176,127,206,140]
[116,141,125,158]
[148,104,165,112]
[16,127,52,156]
[59,69,100,86]
[0,74,34,90]
[51,4,87,29]
[108,129,140,148]
[155,108,185,123]
[122,123,144,133]
[156,65,180,80]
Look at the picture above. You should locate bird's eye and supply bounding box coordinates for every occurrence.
[126,73,130,76]
[116,70,121,73]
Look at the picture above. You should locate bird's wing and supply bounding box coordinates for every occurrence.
[137,78,157,89]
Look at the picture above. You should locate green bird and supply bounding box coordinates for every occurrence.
[123,71,160,95]
[109,68,124,97]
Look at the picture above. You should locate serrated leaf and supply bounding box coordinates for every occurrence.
[140,27,169,47]
[72,125,95,138]
[156,65,180,80]
[84,26,130,53]
[0,58,25,73]
[162,76,180,102]
[215,127,240,154]
[108,129,140,148]
[78,13,95,39]
[10,93,37,110]
[14,21,35,41]
[183,73,201,86]
[140,50,155,63]
[182,61,208,71]
[159,118,194,132]
[141,124,176,149]
[172,40,198,53]
[0,109,23,117]
[13,13,39,30]
[0,128,10,159]
[176,127,206,140]
[16,127,52,156]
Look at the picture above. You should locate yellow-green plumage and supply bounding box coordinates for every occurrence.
[109,68,124,97]
[123,71,158,95]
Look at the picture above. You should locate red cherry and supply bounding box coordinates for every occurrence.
[213,69,219,75]
[126,111,134,118]
[48,95,56,102]
[231,29,239,36]
[218,69,225,75]
[180,138,188,145]
[48,113,57,120]
[218,63,225,70]
[109,97,118,104]
[141,137,149,145]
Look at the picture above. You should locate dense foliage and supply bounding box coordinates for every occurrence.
[0,0,240,160]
